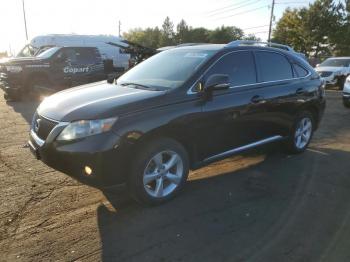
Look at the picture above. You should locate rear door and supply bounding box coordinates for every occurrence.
[253,50,304,137]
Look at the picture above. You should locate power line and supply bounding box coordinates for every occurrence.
[213,5,269,20]
[242,24,270,30]
[275,2,309,4]
[204,0,259,14]
[207,0,261,17]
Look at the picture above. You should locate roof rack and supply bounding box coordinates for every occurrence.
[226,40,294,52]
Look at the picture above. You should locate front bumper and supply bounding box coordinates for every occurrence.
[321,75,337,86]
[28,124,130,187]
[0,72,23,95]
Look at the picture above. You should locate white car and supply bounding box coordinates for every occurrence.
[343,76,350,108]
[315,57,350,90]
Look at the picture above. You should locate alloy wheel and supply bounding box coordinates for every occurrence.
[294,117,312,149]
[143,150,184,198]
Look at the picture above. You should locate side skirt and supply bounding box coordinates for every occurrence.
[192,135,284,169]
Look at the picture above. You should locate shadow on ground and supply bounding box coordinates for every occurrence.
[6,100,40,124]
[96,145,350,262]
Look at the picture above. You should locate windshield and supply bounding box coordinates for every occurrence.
[320,58,350,67]
[117,48,217,89]
[16,45,36,57]
[36,47,61,59]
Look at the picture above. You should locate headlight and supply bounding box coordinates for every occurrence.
[57,117,118,141]
[6,65,22,73]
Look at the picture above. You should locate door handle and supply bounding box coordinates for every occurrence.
[296,88,305,95]
[251,95,265,104]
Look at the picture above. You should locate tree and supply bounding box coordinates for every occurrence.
[123,27,162,49]
[161,17,175,46]
[208,26,244,44]
[242,34,261,41]
[176,19,190,44]
[273,0,345,57]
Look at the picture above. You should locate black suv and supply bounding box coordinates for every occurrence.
[28,41,326,205]
[0,46,109,101]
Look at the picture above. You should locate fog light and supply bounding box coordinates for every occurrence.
[84,166,93,176]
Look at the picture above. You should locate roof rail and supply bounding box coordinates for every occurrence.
[226,40,294,51]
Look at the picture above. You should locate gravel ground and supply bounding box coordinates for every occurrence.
[1,90,350,262]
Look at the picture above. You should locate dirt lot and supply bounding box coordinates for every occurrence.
[1,90,350,262]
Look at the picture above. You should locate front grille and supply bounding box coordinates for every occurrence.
[32,113,58,140]
[319,71,333,77]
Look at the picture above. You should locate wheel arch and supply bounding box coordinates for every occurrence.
[124,125,198,168]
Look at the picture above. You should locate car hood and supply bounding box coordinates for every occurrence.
[37,81,167,122]
[315,66,344,73]
[1,57,45,65]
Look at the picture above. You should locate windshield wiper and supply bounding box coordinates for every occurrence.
[120,82,152,90]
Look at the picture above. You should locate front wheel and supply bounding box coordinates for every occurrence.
[343,99,350,108]
[128,138,189,205]
[285,112,314,154]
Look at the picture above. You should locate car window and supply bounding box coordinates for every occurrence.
[117,48,218,90]
[255,51,293,82]
[205,51,257,87]
[294,64,309,77]
[55,48,77,63]
[320,59,350,67]
[76,48,98,64]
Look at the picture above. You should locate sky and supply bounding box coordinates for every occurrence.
[0,0,314,55]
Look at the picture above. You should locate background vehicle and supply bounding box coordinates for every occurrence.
[16,34,130,70]
[343,75,350,108]
[315,57,350,90]
[0,46,114,101]
[28,41,326,205]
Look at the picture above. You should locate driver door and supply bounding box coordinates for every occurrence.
[196,51,270,161]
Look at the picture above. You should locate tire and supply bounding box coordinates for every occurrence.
[343,99,350,108]
[3,91,22,102]
[284,111,314,154]
[128,138,189,206]
[337,76,346,90]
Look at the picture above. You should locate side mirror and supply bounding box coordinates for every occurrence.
[204,74,230,92]
[316,64,320,68]
[107,74,115,84]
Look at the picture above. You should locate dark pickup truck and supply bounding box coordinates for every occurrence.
[0,46,114,101]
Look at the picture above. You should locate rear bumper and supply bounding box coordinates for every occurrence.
[28,127,131,187]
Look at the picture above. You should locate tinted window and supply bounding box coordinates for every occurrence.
[76,48,98,64]
[294,64,309,77]
[205,51,256,86]
[255,51,293,82]
[55,48,77,63]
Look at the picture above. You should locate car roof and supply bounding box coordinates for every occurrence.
[174,44,226,51]
[326,57,350,60]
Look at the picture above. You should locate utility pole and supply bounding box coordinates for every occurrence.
[118,20,121,37]
[268,0,275,43]
[22,0,29,41]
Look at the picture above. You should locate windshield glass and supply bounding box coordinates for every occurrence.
[117,48,217,89]
[17,45,36,57]
[36,47,60,59]
[320,58,350,67]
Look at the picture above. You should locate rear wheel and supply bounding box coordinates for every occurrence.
[337,76,346,90]
[343,99,350,108]
[3,90,22,102]
[285,112,314,154]
[128,138,189,205]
